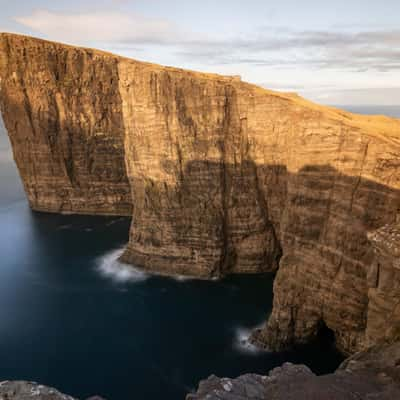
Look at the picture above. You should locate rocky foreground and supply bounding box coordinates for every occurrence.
[1,33,400,360]
[188,342,400,399]
[0,380,103,400]
[2,342,400,399]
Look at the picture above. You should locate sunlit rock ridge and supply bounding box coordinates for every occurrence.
[0,33,399,356]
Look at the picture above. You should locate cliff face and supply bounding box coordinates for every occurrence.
[116,54,400,353]
[365,218,400,347]
[117,63,283,276]
[1,33,399,354]
[0,34,131,215]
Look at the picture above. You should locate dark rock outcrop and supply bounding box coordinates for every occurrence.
[0,381,74,400]
[0,381,107,400]
[187,342,400,399]
[3,343,400,399]
[1,33,399,355]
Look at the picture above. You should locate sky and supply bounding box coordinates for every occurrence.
[0,0,399,105]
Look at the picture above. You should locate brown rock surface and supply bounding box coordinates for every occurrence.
[0,34,131,215]
[1,33,399,354]
[365,218,400,348]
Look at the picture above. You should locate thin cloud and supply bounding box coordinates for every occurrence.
[15,10,181,45]
[176,29,400,71]
[14,10,400,72]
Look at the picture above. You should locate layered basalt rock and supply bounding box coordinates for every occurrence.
[250,166,400,354]
[1,33,399,354]
[365,218,400,347]
[0,34,131,215]
[117,60,284,277]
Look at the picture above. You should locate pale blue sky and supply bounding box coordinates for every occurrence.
[0,0,399,104]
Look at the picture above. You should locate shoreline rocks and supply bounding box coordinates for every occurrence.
[0,381,104,400]
[3,342,400,399]
[187,342,400,399]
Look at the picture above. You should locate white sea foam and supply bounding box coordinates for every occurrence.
[57,224,73,230]
[173,274,194,282]
[233,324,267,355]
[106,217,125,226]
[96,246,148,283]
[170,274,221,283]
[97,248,224,283]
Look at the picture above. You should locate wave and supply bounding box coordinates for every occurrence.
[56,224,73,230]
[105,217,125,226]
[96,246,148,283]
[233,324,266,355]
[171,274,199,282]
[169,274,220,283]
[97,248,224,284]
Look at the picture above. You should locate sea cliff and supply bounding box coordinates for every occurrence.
[1,33,399,356]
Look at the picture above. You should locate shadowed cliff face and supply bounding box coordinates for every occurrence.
[120,160,282,277]
[366,219,400,348]
[123,159,400,354]
[1,33,399,355]
[247,165,399,355]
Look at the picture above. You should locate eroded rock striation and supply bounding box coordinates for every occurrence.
[0,34,131,215]
[1,33,399,354]
[365,217,400,348]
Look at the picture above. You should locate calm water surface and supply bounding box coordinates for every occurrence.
[1,104,396,399]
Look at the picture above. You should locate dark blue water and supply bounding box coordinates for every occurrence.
[1,104,397,400]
